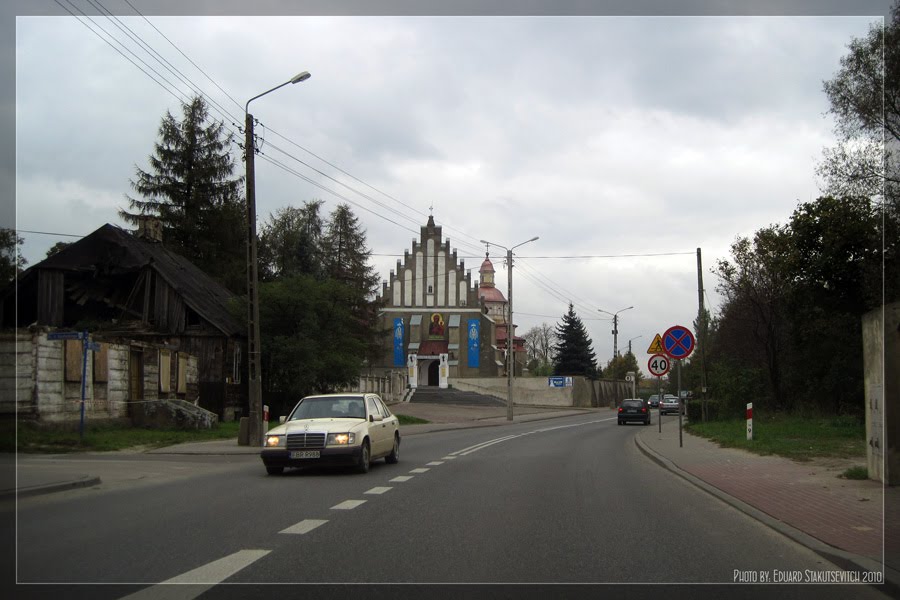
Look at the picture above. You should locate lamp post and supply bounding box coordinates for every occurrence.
[627,335,643,356]
[480,236,539,421]
[245,71,311,447]
[597,305,633,358]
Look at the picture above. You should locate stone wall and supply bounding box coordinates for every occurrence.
[0,330,200,426]
[452,376,631,408]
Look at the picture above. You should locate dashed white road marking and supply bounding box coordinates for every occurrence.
[442,456,456,460]
[331,499,366,510]
[426,461,444,466]
[279,519,328,535]
[409,468,430,474]
[390,475,413,482]
[448,417,618,457]
[118,549,271,599]
[365,486,392,495]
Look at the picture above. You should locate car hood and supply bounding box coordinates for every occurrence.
[268,418,367,435]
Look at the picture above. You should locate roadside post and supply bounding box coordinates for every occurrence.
[263,404,270,437]
[48,330,94,441]
[662,325,695,448]
[647,354,670,433]
[747,403,753,441]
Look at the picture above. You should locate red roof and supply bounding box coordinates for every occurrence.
[418,340,448,356]
[480,257,495,274]
[479,286,507,303]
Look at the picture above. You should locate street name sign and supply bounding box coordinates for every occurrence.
[47,331,85,341]
[662,325,695,360]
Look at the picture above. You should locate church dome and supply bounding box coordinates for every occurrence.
[479,285,507,303]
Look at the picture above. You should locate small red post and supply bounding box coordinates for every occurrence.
[746,402,753,441]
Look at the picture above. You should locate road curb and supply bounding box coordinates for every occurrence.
[3,474,102,499]
[633,431,899,597]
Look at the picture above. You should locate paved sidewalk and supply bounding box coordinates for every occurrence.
[635,418,899,594]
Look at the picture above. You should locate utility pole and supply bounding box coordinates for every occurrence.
[245,110,263,447]
[506,246,514,422]
[697,247,708,422]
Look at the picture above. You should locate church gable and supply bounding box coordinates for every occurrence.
[381,216,478,309]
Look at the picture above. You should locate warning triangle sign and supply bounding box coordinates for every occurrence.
[647,334,664,354]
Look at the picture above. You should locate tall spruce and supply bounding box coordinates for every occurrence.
[119,96,246,293]
[553,303,599,378]
[259,200,325,281]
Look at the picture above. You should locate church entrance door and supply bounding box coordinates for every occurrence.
[427,360,440,386]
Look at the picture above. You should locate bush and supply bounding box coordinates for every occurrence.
[686,398,723,422]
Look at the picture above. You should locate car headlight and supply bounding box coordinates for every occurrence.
[327,433,356,446]
[265,435,284,447]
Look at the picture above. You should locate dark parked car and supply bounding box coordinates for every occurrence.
[647,394,660,408]
[618,398,651,426]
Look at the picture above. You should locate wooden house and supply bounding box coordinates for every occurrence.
[1,222,247,420]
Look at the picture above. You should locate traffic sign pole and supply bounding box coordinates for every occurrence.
[79,330,88,441]
[677,359,683,448]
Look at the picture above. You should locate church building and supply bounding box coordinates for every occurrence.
[374,216,524,387]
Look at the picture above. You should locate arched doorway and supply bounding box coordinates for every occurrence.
[427,360,440,386]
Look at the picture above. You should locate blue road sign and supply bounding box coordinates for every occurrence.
[47,331,85,341]
[662,325,695,360]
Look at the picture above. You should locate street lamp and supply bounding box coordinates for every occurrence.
[597,305,633,358]
[480,236,539,421]
[626,335,643,356]
[245,71,311,447]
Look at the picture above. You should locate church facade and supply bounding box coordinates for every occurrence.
[373,216,508,387]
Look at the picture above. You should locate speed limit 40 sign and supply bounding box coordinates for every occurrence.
[648,354,671,377]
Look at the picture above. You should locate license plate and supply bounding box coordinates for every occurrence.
[627,409,636,413]
[290,450,320,459]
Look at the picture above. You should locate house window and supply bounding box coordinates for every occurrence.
[159,349,172,392]
[232,345,242,384]
[177,354,187,393]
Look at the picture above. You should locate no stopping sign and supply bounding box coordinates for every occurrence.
[648,354,671,377]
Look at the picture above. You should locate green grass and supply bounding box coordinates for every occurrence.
[840,465,869,480]
[395,414,429,426]
[684,414,865,462]
[7,420,241,453]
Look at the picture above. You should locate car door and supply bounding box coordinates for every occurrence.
[375,396,398,443]
[366,395,389,455]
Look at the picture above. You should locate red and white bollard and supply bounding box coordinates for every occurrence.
[263,404,270,433]
[746,402,753,441]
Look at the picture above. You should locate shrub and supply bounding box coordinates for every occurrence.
[686,398,722,422]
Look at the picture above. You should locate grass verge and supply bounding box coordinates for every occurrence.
[840,465,869,480]
[396,414,429,426]
[7,420,241,453]
[684,414,865,462]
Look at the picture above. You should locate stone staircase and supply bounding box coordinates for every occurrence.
[408,386,506,407]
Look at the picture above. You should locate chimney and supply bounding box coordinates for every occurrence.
[134,216,163,243]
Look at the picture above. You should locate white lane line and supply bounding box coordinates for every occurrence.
[449,434,519,456]
[426,461,444,466]
[365,486,392,495]
[331,499,366,510]
[390,475,413,482]
[118,549,271,599]
[442,456,456,460]
[409,468,430,474]
[279,519,328,535]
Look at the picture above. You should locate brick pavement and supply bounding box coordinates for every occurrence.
[635,417,899,586]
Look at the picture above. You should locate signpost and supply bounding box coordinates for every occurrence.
[47,330,95,441]
[747,403,753,441]
[661,325,695,448]
[648,354,669,433]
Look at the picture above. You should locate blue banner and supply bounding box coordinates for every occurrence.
[393,318,405,366]
[467,319,480,368]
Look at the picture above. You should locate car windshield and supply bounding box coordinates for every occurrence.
[289,397,366,420]
[622,400,643,408]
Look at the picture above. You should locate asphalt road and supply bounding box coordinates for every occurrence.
[6,413,890,599]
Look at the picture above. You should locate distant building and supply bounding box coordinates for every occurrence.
[372,216,525,386]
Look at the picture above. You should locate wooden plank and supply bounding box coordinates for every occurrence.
[65,339,82,382]
[93,343,109,382]
[159,349,171,392]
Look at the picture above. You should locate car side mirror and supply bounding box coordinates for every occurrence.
[369,415,375,423]
[279,416,286,424]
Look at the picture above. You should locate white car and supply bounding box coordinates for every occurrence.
[659,394,682,415]
[260,393,400,475]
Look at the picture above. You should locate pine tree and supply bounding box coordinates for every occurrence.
[119,96,245,292]
[553,303,599,378]
[259,200,325,281]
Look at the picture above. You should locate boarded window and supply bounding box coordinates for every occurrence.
[65,340,82,382]
[159,349,171,392]
[232,345,241,384]
[177,354,187,393]
[93,343,109,382]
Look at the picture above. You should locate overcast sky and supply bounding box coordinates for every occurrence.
[11,2,889,376]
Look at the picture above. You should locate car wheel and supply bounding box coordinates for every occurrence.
[617,420,622,426]
[265,465,283,476]
[356,440,371,474]
[385,434,400,464]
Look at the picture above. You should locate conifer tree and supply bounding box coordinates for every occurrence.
[119,96,245,292]
[553,303,599,378]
